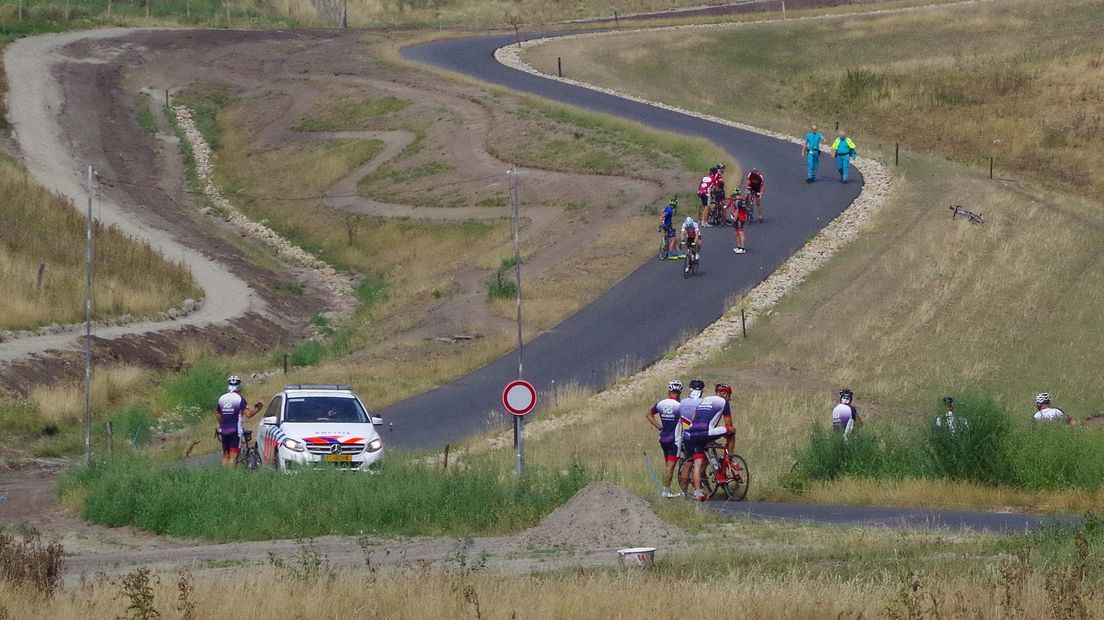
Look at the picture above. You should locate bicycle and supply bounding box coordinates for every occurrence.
[677,441,749,501]
[238,430,261,470]
[658,226,675,261]
[746,190,764,222]
[682,240,700,278]
[706,200,729,227]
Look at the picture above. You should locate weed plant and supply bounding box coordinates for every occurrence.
[60,455,589,541]
[0,532,63,597]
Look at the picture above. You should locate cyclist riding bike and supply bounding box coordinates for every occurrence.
[682,383,734,501]
[660,196,680,258]
[744,168,766,222]
[681,216,702,274]
[215,375,263,468]
[698,168,716,226]
[646,380,684,498]
[831,388,859,438]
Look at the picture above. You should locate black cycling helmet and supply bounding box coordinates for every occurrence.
[839,387,853,401]
[709,166,718,174]
[942,396,954,407]
[689,378,706,391]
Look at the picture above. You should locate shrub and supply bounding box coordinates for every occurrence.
[62,456,590,541]
[0,532,63,597]
[160,359,227,411]
[289,340,325,367]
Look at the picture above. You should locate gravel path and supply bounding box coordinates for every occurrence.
[1,29,263,362]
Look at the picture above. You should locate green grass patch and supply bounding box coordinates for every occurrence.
[789,397,1104,491]
[134,93,158,135]
[354,277,388,304]
[159,358,229,412]
[60,455,590,541]
[295,97,410,132]
[289,340,325,367]
[279,281,305,295]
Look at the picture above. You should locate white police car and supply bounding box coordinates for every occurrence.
[259,384,384,472]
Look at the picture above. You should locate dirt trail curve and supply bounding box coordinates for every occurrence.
[1,29,262,363]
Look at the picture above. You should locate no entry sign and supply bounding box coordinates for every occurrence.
[502,379,536,416]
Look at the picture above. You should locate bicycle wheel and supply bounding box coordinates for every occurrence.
[691,253,700,276]
[659,236,669,261]
[683,252,692,279]
[720,454,750,501]
[246,447,261,470]
[677,456,714,498]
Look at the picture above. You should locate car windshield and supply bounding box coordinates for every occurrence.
[285,396,368,423]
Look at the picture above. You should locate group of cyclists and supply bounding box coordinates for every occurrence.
[645,378,734,500]
[660,164,767,268]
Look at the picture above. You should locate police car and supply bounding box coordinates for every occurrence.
[259,384,384,472]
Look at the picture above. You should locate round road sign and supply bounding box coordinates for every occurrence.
[502,380,536,416]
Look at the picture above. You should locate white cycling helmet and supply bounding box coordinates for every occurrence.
[685,217,694,225]
[228,375,241,392]
[668,380,683,393]
[1035,392,1051,405]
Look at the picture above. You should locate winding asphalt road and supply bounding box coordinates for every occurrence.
[382,34,861,449]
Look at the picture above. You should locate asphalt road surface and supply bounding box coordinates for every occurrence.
[188,31,856,468]
[381,33,861,450]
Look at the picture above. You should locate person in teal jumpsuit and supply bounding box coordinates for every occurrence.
[831,130,857,183]
[803,124,824,183]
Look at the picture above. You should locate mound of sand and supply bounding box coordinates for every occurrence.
[519,482,684,549]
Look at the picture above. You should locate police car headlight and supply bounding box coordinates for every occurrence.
[366,438,382,453]
[282,438,306,452]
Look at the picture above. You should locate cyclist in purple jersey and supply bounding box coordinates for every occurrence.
[646,380,684,498]
[683,384,734,501]
[215,375,263,467]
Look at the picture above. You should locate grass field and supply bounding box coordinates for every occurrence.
[499,0,1104,509]
[3,515,1103,619]
[0,156,200,331]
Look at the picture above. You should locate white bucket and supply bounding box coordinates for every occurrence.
[616,547,656,569]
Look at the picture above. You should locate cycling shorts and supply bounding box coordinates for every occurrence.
[734,218,744,231]
[660,441,679,462]
[683,438,709,460]
[698,193,709,207]
[748,186,762,196]
[664,225,676,238]
[220,432,241,453]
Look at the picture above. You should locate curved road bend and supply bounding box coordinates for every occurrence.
[377,34,861,450]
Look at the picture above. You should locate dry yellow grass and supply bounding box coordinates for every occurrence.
[29,366,155,423]
[0,157,200,331]
[3,561,1100,620]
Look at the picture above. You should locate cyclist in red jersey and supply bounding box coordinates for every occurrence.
[707,164,726,225]
[729,189,748,254]
[744,168,766,223]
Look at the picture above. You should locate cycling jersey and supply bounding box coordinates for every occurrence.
[682,220,699,239]
[832,403,856,434]
[682,396,731,444]
[697,175,713,196]
[734,198,748,222]
[746,172,764,192]
[217,390,248,436]
[1033,407,1066,423]
[661,205,674,229]
[651,397,682,445]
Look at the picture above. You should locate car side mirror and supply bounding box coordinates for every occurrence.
[371,416,384,426]
[262,416,278,426]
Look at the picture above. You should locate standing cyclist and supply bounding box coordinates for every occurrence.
[215,375,263,467]
[660,196,681,259]
[709,164,727,222]
[682,383,734,501]
[698,168,716,227]
[803,124,824,183]
[730,189,748,254]
[1033,393,1071,424]
[831,388,859,438]
[744,168,766,223]
[646,380,684,498]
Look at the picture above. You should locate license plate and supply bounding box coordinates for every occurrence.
[323,454,352,462]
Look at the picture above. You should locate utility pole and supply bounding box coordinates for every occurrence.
[84,165,96,466]
[509,166,524,476]
[342,0,348,27]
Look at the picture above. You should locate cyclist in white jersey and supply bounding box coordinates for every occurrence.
[831,388,859,438]
[1033,392,1071,424]
[215,375,263,467]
